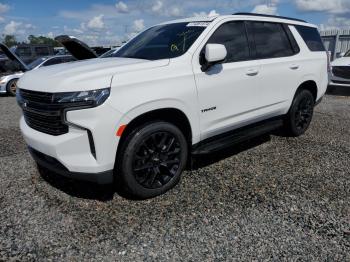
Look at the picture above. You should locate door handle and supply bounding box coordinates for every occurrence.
[246,69,259,76]
[290,64,300,70]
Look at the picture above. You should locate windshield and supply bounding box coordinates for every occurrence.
[113,22,208,60]
[28,57,48,69]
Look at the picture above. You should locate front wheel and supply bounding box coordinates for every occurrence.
[283,89,315,137]
[117,121,188,199]
[6,78,19,96]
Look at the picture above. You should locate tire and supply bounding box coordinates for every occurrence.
[117,121,188,199]
[6,78,19,96]
[283,89,315,137]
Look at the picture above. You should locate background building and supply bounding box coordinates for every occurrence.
[321,29,350,61]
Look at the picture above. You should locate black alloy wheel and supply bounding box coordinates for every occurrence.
[294,95,313,132]
[284,89,315,137]
[132,131,182,189]
[118,121,188,199]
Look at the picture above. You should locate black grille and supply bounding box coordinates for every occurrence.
[18,89,69,136]
[332,66,350,79]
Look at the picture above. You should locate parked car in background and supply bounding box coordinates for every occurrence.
[54,35,120,59]
[0,43,29,95]
[17,13,328,199]
[92,47,111,56]
[0,54,76,96]
[330,49,350,87]
[10,44,55,64]
[54,47,70,56]
[54,35,98,60]
[100,47,119,58]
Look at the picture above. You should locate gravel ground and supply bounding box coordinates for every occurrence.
[0,94,349,261]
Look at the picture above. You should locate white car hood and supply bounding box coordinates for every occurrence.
[18,57,169,93]
[331,57,350,67]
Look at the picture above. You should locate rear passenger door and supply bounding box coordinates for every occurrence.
[246,21,302,114]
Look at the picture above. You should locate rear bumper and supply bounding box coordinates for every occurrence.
[29,147,114,184]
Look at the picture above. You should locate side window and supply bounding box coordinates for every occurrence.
[283,24,300,54]
[248,22,295,59]
[294,25,325,52]
[207,21,250,63]
[42,58,63,67]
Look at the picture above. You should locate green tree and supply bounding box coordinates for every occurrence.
[2,35,18,47]
[27,35,61,47]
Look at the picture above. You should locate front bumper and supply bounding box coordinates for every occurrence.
[20,99,125,182]
[329,74,350,87]
[29,147,113,184]
[0,83,6,94]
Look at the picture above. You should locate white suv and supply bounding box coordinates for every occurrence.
[17,13,328,199]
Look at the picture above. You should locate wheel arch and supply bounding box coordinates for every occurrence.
[295,79,318,102]
[6,77,20,95]
[115,105,196,168]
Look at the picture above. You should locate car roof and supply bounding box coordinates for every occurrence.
[160,14,315,28]
[158,16,218,25]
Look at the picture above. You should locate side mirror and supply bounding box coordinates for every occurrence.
[201,44,227,72]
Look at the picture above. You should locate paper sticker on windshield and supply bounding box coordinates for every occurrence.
[187,22,210,27]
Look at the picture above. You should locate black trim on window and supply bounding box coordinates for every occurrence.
[244,21,257,59]
[282,24,300,55]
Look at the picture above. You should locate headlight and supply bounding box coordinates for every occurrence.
[53,88,111,108]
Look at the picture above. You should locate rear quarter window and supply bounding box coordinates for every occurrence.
[295,25,325,52]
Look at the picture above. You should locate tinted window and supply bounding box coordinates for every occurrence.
[295,25,325,52]
[283,24,300,54]
[113,22,207,60]
[42,57,63,67]
[35,46,50,56]
[249,22,295,59]
[207,21,250,63]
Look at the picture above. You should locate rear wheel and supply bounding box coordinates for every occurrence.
[117,121,188,199]
[283,89,315,137]
[6,78,19,96]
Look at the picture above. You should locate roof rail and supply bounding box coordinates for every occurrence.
[233,13,307,23]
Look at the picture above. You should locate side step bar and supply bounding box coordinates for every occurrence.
[192,118,284,155]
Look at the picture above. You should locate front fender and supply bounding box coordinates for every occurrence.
[115,99,201,145]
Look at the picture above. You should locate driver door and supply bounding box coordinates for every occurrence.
[192,21,262,140]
